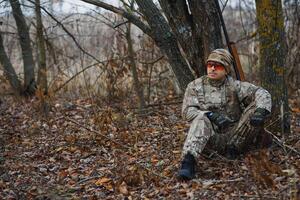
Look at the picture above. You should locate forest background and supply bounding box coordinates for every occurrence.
[0,0,299,199]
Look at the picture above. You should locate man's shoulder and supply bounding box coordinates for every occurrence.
[187,76,206,88]
[226,76,242,88]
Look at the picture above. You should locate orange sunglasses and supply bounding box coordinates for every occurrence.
[206,62,225,71]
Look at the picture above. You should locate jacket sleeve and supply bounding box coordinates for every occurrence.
[182,82,210,122]
[235,80,272,112]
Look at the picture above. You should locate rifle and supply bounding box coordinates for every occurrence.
[214,0,245,81]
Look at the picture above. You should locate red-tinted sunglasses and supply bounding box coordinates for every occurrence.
[206,62,225,71]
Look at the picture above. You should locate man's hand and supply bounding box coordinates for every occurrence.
[250,108,270,127]
[206,112,233,129]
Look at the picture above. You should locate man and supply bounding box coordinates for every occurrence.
[178,49,272,180]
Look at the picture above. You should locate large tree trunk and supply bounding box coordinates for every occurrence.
[255,0,290,133]
[9,0,36,95]
[0,33,21,93]
[188,0,223,57]
[35,0,47,94]
[159,0,223,77]
[135,0,195,91]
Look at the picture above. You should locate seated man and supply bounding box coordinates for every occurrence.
[178,49,272,180]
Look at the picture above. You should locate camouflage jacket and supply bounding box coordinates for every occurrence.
[182,75,272,122]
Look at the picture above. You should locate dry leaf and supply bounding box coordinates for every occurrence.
[95,177,111,186]
[118,181,129,195]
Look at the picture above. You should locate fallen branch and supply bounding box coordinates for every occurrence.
[195,177,244,186]
[265,128,300,156]
[76,175,102,185]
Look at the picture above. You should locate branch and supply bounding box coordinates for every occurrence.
[80,0,152,36]
[138,55,164,65]
[53,62,103,93]
[265,128,300,156]
[26,0,103,64]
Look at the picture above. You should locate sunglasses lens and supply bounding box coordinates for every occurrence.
[206,63,224,70]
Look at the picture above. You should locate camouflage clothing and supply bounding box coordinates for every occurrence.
[181,75,272,159]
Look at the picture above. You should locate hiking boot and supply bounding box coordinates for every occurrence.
[178,153,196,180]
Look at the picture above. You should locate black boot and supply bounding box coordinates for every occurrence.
[178,153,196,180]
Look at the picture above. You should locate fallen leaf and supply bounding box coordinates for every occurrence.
[118,181,129,195]
[95,177,111,186]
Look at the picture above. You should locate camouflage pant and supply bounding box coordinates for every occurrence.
[182,102,262,159]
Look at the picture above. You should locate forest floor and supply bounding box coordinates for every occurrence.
[0,96,299,199]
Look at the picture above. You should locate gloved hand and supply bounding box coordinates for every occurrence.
[206,112,233,129]
[250,108,270,127]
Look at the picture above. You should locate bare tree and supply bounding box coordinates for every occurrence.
[0,33,21,93]
[35,0,48,94]
[9,0,36,95]
[81,0,196,90]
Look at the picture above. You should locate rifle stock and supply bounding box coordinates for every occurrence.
[229,42,245,81]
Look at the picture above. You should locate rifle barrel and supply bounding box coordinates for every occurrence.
[214,0,241,80]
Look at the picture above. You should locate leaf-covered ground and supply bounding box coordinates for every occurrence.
[0,97,299,199]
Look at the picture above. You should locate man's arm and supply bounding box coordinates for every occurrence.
[235,80,272,126]
[182,82,209,122]
[235,80,272,112]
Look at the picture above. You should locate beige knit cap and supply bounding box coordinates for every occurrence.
[207,49,234,73]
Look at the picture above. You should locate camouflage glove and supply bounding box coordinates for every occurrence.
[206,112,233,129]
[250,108,270,127]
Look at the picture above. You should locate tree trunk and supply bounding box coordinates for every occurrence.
[188,0,223,57]
[0,33,21,93]
[35,0,47,94]
[135,0,195,91]
[80,0,224,90]
[126,23,146,110]
[9,0,36,95]
[255,0,290,133]
[159,0,223,77]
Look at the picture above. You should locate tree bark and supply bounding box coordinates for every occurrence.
[158,0,223,77]
[0,33,21,93]
[255,0,290,133]
[9,0,36,95]
[35,0,47,94]
[187,0,223,57]
[135,0,195,91]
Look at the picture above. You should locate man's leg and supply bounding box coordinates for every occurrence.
[228,102,262,154]
[182,114,216,159]
[179,114,215,180]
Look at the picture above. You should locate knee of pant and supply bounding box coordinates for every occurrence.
[191,115,213,129]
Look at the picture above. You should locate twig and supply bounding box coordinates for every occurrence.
[265,128,300,156]
[77,175,102,185]
[147,100,182,108]
[231,194,278,199]
[66,117,128,148]
[195,177,244,186]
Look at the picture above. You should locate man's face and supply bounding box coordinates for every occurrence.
[206,61,227,80]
